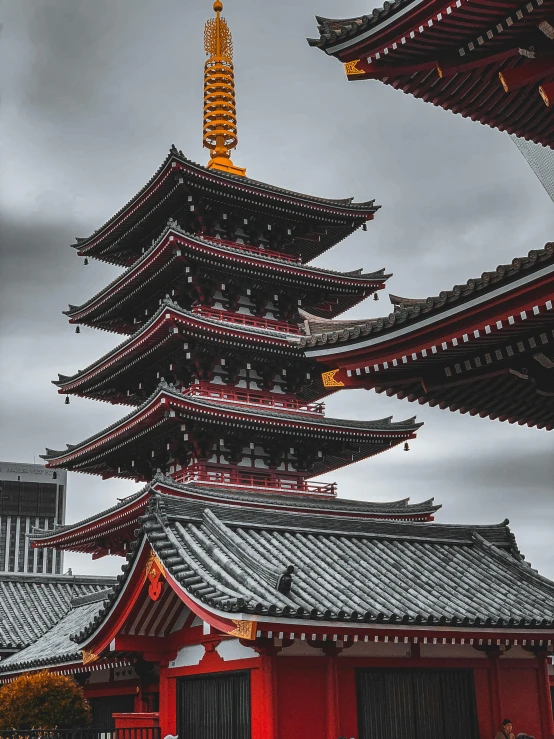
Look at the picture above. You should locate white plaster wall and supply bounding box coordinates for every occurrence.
[216,638,259,661]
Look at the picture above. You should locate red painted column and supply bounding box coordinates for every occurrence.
[323,644,341,739]
[252,640,280,739]
[536,651,554,739]
[488,650,502,730]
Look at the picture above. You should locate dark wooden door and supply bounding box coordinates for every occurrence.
[357,668,479,739]
[89,694,135,730]
[177,670,251,739]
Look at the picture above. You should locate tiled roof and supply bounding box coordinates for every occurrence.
[65,223,388,321]
[301,244,554,348]
[55,299,303,389]
[31,490,148,541]
[41,381,421,462]
[75,492,554,640]
[155,477,440,519]
[308,1,418,50]
[73,146,379,252]
[0,573,115,651]
[0,592,109,674]
[31,477,440,545]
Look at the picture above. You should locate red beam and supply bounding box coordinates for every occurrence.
[499,58,554,92]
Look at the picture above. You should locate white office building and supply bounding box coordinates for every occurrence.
[0,461,67,574]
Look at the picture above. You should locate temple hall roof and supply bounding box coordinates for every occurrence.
[0,573,115,652]
[0,591,110,675]
[308,1,554,148]
[301,243,554,350]
[74,491,554,641]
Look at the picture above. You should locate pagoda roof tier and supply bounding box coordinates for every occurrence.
[30,475,440,557]
[0,572,115,653]
[303,244,554,429]
[65,225,388,332]
[54,299,329,405]
[73,147,379,266]
[73,491,554,654]
[308,0,554,148]
[41,382,420,479]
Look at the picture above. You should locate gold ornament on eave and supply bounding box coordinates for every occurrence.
[203,1,246,177]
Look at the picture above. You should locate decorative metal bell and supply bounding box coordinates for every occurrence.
[374,293,379,301]
[65,396,70,405]
[404,442,410,452]
[84,258,89,266]
[75,326,80,334]
[362,223,367,231]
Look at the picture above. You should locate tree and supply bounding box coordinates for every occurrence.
[0,671,91,729]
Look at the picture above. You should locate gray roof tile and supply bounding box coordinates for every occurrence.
[0,574,115,650]
[74,492,554,641]
[0,594,109,674]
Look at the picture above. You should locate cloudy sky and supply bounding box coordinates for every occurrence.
[0,0,553,578]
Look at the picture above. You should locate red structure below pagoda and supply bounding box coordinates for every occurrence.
[5,3,550,739]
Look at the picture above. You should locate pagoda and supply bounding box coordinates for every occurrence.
[4,6,551,739]
[41,1,420,556]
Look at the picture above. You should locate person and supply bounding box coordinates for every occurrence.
[495,719,515,739]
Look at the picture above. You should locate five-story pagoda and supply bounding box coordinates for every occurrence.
[42,2,419,519]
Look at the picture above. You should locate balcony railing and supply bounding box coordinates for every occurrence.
[173,464,337,497]
[183,383,324,414]
[191,305,302,334]
[199,234,301,264]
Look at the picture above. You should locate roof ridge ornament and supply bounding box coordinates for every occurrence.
[203,2,246,177]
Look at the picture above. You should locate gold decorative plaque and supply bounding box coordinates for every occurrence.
[344,59,365,76]
[322,369,345,388]
[228,619,257,640]
[82,649,99,665]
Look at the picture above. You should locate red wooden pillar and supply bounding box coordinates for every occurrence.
[252,640,280,739]
[488,650,502,729]
[536,651,554,739]
[323,644,341,739]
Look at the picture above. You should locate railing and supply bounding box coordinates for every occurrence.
[191,305,301,334]
[198,233,301,264]
[183,383,324,414]
[0,730,160,739]
[173,464,337,497]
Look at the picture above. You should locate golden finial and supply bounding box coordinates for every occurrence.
[203,1,246,176]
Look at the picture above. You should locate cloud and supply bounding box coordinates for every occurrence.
[0,0,552,578]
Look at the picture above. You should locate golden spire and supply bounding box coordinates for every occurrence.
[203,1,246,177]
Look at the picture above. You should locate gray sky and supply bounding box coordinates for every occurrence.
[0,0,552,577]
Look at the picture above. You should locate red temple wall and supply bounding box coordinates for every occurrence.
[499,663,544,739]
[79,639,552,739]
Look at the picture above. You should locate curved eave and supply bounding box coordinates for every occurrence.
[42,386,421,475]
[73,496,554,653]
[66,227,389,328]
[30,489,151,553]
[55,302,304,397]
[74,147,379,263]
[309,0,428,53]
[151,477,441,520]
[310,0,554,147]
[304,247,554,359]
